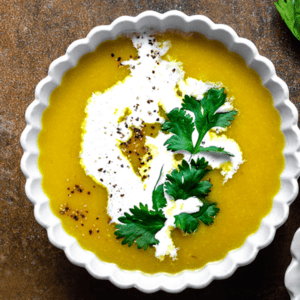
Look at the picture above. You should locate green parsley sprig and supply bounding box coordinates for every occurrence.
[114,158,214,249]
[175,202,220,234]
[164,158,212,201]
[115,168,167,250]
[161,88,237,156]
[115,203,166,250]
[114,88,236,251]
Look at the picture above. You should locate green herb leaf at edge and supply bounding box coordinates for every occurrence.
[275,0,300,41]
[296,0,300,33]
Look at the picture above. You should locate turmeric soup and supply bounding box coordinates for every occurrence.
[38,30,284,274]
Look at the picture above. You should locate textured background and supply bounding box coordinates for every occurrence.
[1,0,300,299]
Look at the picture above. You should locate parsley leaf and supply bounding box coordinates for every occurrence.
[161,108,195,153]
[191,202,220,225]
[196,146,235,157]
[152,167,167,211]
[174,212,199,234]
[152,184,167,211]
[114,89,235,252]
[275,0,300,41]
[174,202,220,233]
[182,89,237,154]
[161,88,237,156]
[115,168,167,250]
[164,158,212,200]
[115,203,166,250]
[297,0,300,32]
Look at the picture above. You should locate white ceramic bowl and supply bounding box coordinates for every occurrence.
[285,228,300,300]
[20,10,300,293]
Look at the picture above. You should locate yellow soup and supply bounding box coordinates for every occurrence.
[38,31,285,274]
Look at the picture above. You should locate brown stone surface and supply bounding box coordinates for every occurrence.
[1,0,300,298]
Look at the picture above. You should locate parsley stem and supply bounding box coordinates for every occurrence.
[154,166,164,189]
[193,112,210,154]
[193,130,206,154]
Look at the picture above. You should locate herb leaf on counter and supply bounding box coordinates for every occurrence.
[275,0,300,41]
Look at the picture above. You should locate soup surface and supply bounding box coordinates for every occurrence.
[38,31,285,274]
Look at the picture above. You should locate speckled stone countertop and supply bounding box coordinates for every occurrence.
[1,0,300,299]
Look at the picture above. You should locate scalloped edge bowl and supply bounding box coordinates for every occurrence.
[285,228,300,300]
[20,10,300,293]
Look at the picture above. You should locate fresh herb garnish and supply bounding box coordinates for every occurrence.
[160,108,195,153]
[162,88,237,156]
[275,0,300,41]
[164,158,212,201]
[174,202,220,234]
[115,88,237,254]
[115,203,166,250]
[151,166,167,211]
[115,168,167,250]
[114,160,212,249]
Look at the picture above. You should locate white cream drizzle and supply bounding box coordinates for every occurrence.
[80,32,244,260]
[154,197,203,261]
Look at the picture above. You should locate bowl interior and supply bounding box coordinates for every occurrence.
[20,11,300,293]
